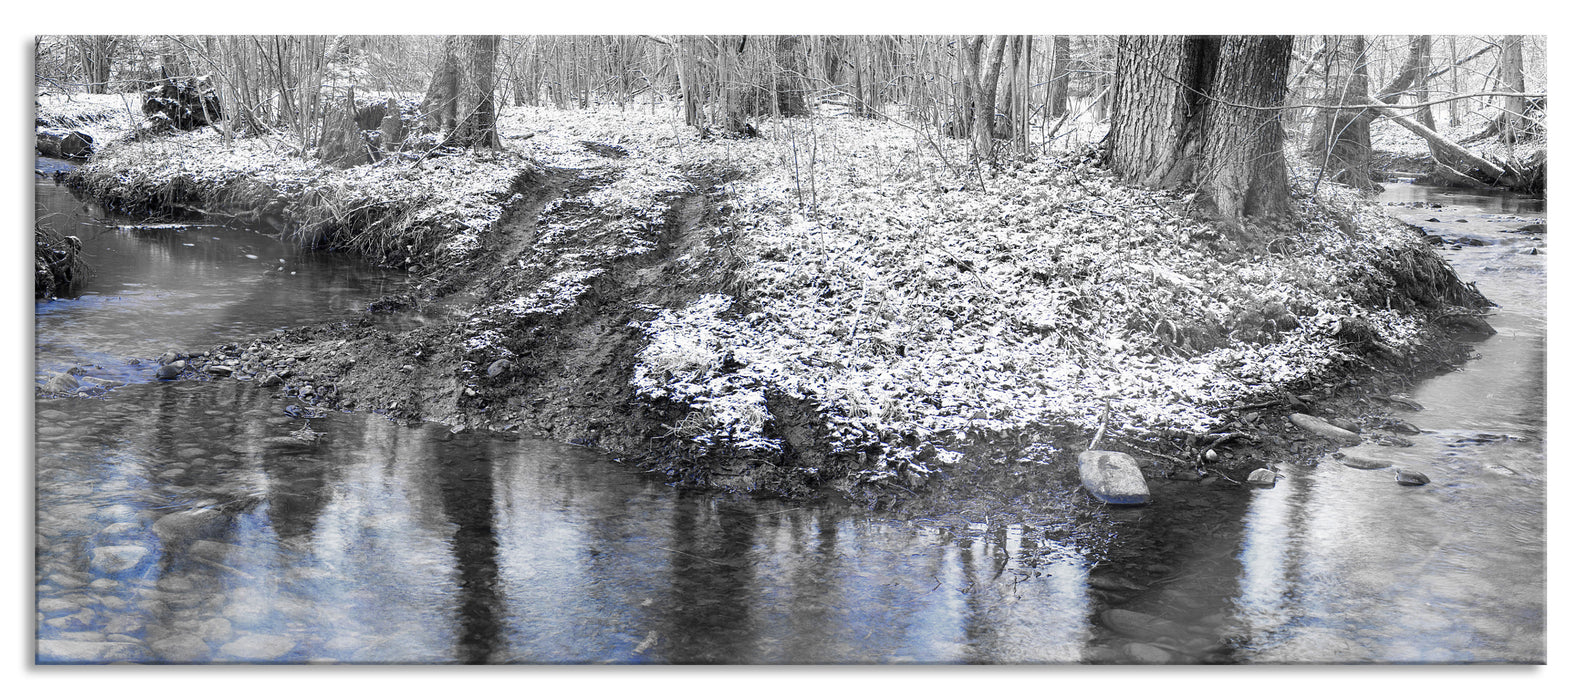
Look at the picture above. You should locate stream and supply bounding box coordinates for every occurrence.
[33,163,1546,664]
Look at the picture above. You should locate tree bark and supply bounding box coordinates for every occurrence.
[971,34,1008,162]
[774,35,809,116]
[1409,35,1435,130]
[420,35,501,149]
[73,36,116,94]
[1050,36,1070,119]
[1109,35,1293,222]
[318,86,370,168]
[1496,35,1530,143]
[1305,35,1373,189]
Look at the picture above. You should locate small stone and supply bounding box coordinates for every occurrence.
[153,509,226,544]
[158,351,182,365]
[204,365,233,376]
[197,617,234,644]
[96,504,142,523]
[1089,572,1146,592]
[220,634,298,662]
[89,545,150,575]
[1395,469,1431,486]
[189,539,246,563]
[1124,642,1174,664]
[1337,448,1393,470]
[155,364,182,380]
[1246,468,1278,487]
[98,522,142,538]
[258,373,283,387]
[1099,608,1190,640]
[45,573,85,589]
[487,359,512,378]
[43,373,81,394]
[38,598,81,616]
[156,575,196,593]
[150,633,211,663]
[36,640,115,664]
[1328,417,1362,434]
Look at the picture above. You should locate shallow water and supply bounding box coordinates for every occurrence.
[34,161,406,385]
[34,163,1546,664]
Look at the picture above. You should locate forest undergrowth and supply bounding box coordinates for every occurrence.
[44,97,1484,495]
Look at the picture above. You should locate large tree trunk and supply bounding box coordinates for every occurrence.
[1049,35,1071,119]
[774,35,809,116]
[420,35,501,149]
[1305,35,1374,189]
[1496,35,1530,143]
[1109,35,1293,222]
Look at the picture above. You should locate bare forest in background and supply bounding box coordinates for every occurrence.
[34,34,1548,162]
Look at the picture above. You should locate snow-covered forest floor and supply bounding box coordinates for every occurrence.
[42,94,1486,490]
[35,92,141,148]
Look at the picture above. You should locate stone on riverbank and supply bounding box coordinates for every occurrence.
[1289,413,1362,444]
[1078,450,1150,505]
[1246,468,1279,487]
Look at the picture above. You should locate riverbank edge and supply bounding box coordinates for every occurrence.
[41,121,1495,508]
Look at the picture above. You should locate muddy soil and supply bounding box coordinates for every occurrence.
[174,162,849,498]
[153,153,1487,510]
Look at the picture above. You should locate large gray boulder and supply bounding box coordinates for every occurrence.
[1078,450,1150,505]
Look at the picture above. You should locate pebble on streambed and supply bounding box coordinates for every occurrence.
[1395,469,1431,486]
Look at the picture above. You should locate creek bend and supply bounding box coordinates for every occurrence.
[34,166,1545,663]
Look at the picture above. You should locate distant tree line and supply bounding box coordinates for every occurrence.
[35,35,1547,210]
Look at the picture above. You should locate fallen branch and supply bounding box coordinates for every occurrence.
[1365,95,1516,188]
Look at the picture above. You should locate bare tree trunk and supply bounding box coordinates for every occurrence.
[1409,35,1435,130]
[318,86,369,167]
[420,35,501,149]
[971,34,1008,162]
[1109,35,1293,223]
[73,36,117,94]
[774,35,809,116]
[1497,35,1529,143]
[1306,35,1374,189]
[1447,35,1460,127]
[1050,35,1070,119]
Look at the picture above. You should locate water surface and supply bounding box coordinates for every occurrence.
[34,166,1546,664]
